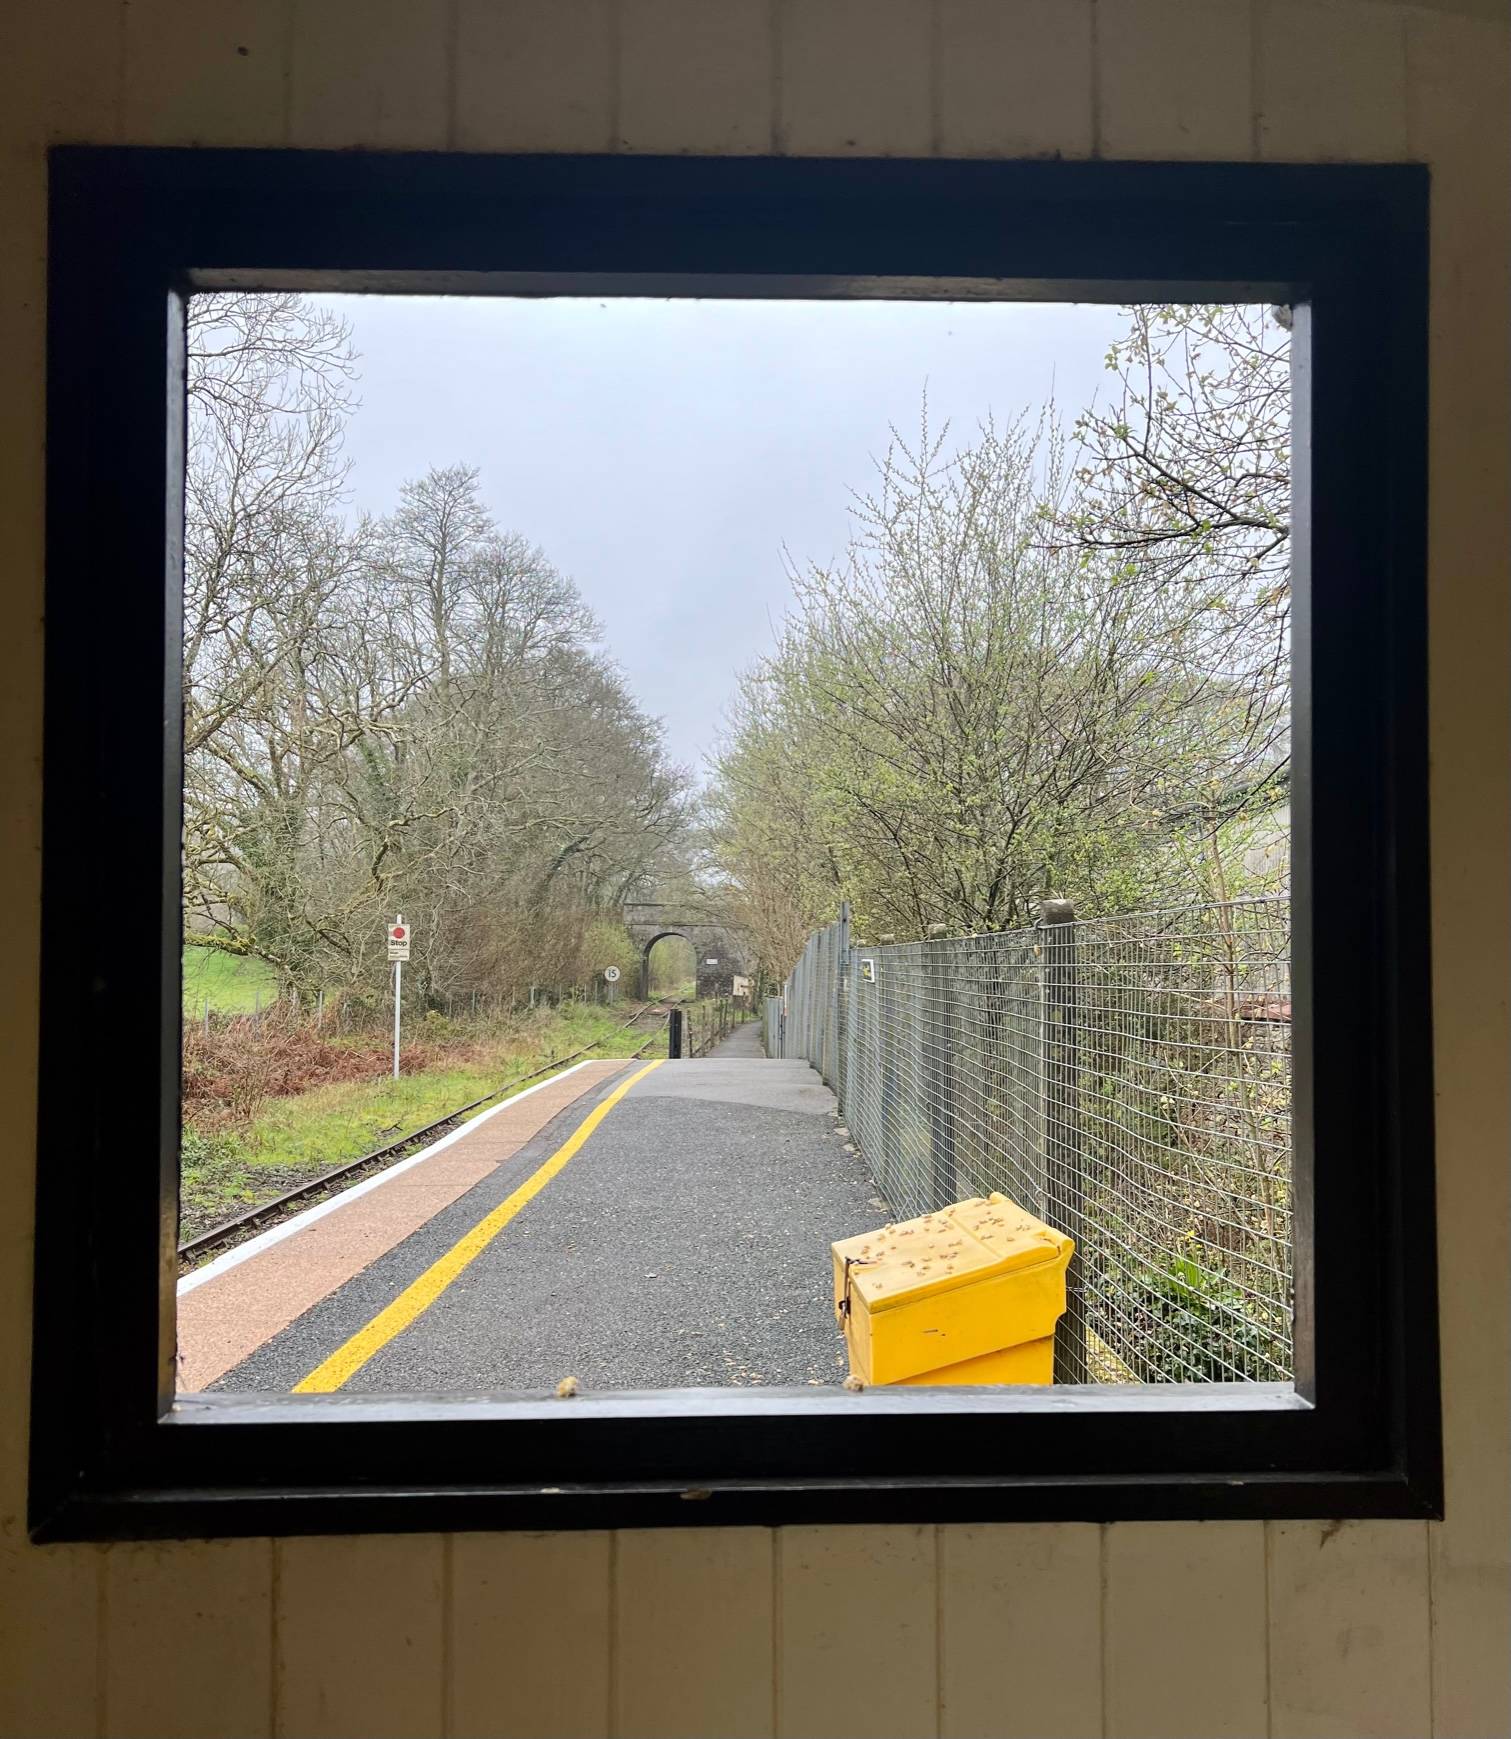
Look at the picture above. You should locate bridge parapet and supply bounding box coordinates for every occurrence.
[621,902,751,1002]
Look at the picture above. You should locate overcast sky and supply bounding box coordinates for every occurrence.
[313,294,1130,780]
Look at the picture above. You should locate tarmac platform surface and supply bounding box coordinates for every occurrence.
[190,1029,888,1394]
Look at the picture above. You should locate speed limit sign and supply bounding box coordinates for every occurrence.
[603,966,621,984]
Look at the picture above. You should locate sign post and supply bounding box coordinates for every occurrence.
[388,916,411,1078]
[603,964,620,1005]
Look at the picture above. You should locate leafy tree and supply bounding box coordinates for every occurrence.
[709,305,1291,971]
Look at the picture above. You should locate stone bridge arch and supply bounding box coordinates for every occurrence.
[621,903,751,1002]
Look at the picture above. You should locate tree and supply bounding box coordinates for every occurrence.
[183,299,693,1004]
[182,293,361,957]
[709,307,1293,970]
[1061,301,1292,882]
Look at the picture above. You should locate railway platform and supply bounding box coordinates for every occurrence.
[179,1035,885,1395]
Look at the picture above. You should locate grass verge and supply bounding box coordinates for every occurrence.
[182,946,279,1014]
[179,1002,663,1240]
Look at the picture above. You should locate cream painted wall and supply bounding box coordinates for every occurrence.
[1,3,1505,1735]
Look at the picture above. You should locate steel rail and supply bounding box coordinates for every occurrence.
[178,1006,670,1267]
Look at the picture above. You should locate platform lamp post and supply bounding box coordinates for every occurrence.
[388,916,411,1078]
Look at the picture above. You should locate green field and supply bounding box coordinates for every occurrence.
[179,1002,664,1240]
[182,945,279,1014]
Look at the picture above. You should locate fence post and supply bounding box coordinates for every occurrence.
[878,953,900,1206]
[1041,898,1088,1383]
[834,903,851,1112]
[925,927,958,1210]
[668,1007,683,1059]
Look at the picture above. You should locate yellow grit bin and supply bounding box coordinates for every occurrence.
[832,1193,1073,1386]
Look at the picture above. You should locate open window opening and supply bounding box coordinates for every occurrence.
[173,290,1294,1402]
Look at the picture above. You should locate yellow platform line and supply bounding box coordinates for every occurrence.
[292,1058,665,1394]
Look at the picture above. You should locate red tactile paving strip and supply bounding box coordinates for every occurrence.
[176,1060,629,1393]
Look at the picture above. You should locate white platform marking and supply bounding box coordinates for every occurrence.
[178,1060,598,1295]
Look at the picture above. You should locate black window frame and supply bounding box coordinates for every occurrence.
[31,148,1438,1541]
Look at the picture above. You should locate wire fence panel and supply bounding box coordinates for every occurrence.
[772,896,1293,1386]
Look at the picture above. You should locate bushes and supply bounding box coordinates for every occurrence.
[1116,1254,1286,1383]
[181,1007,475,1130]
[180,997,640,1133]
[176,1002,657,1236]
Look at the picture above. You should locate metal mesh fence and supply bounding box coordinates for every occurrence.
[771,897,1293,1385]
[680,997,752,1057]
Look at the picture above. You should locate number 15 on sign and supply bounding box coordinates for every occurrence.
[388,917,411,1077]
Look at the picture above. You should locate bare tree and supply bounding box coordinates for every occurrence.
[183,303,693,1003]
[709,326,1292,965]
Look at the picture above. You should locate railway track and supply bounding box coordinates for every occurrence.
[178,1006,670,1273]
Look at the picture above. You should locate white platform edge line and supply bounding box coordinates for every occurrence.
[178,1059,599,1295]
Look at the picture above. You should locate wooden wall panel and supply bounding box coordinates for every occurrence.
[122,0,289,146]
[2,0,125,148]
[1256,0,1408,161]
[620,0,772,153]
[776,0,934,156]
[1103,1523,1267,1738]
[1096,0,1254,159]
[1409,11,1511,1739]
[777,1526,938,1739]
[0,6,1508,1738]
[289,0,451,149]
[939,1524,1103,1739]
[0,1535,101,1739]
[275,1535,446,1739]
[0,20,115,1737]
[937,0,1094,159]
[105,1539,274,1739]
[616,1528,775,1739]
[1268,1522,1432,1739]
[455,0,616,154]
[450,1531,613,1739]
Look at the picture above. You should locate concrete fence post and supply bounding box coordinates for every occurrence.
[1040,898,1088,1383]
